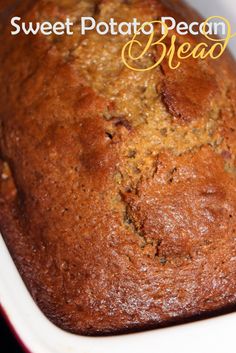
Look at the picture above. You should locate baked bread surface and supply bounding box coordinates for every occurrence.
[0,0,236,335]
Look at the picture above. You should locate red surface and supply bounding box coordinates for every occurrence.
[0,304,32,353]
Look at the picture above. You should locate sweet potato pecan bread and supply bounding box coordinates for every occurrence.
[0,0,236,335]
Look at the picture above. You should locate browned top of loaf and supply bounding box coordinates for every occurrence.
[0,0,236,335]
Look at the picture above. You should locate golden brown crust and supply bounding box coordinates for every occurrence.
[0,0,236,335]
[161,60,219,122]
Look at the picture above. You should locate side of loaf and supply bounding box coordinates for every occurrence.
[0,0,236,335]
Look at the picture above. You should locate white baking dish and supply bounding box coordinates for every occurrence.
[0,1,236,352]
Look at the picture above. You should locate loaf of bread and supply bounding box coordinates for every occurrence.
[0,0,236,335]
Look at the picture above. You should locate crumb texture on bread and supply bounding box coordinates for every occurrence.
[0,0,236,335]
